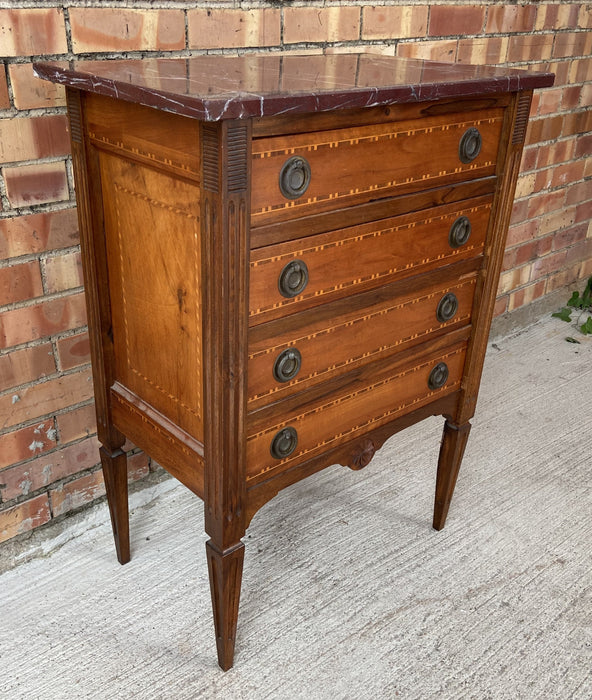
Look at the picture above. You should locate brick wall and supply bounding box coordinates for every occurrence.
[1,2,591,546]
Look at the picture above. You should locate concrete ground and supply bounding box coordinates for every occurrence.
[1,314,591,699]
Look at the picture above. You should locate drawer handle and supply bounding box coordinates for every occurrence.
[278,259,309,298]
[459,127,482,163]
[279,156,311,199]
[273,348,302,383]
[428,362,449,390]
[436,293,459,323]
[448,216,471,248]
[270,427,298,460]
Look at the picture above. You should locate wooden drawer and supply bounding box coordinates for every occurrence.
[251,109,503,227]
[248,270,477,408]
[250,196,491,324]
[246,338,467,484]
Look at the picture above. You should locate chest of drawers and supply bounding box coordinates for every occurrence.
[35,53,553,670]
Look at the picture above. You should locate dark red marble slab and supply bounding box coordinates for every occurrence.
[34,53,554,121]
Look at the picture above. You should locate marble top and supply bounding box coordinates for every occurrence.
[34,53,554,121]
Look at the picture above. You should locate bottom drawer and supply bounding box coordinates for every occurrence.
[246,339,467,483]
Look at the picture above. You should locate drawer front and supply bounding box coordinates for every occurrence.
[248,274,477,407]
[246,342,466,483]
[251,110,503,226]
[250,197,491,324]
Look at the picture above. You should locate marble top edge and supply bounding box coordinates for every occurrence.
[34,54,555,121]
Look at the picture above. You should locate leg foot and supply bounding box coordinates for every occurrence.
[433,420,471,531]
[206,539,245,671]
[100,446,130,564]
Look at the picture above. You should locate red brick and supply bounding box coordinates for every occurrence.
[57,331,91,371]
[508,281,546,312]
[0,367,93,431]
[0,494,51,544]
[397,40,457,62]
[562,85,582,111]
[0,291,87,349]
[0,261,43,306]
[457,37,508,65]
[129,451,150,481]
[539,207,576,236]
[429,6,485,36]
[3,161,69,208]
[565,180,592,207]
[498,264,532,295]
[514,240,541,266]
[0,421,58,470]
[581,84,592,110]
[9,63,67,110]
[575,201,592,224]
[0,435,100,501]
[551,161,586,189]
[49,468,105,518]
[0,67,9,109]
[520,146,538,173]
[580,3,592,29]
[536,3,581,31]
[565,236,592,266]
[510,199,530,226]
[492,295,508,318]
[526,114,564,145]
[568,58,591,84]
[43,251,83,294]
[70,8,185,53]
[0,342,55,391]
[486,5,536,33]
[0,115,69,164]
[552,223,588,252]
[553,32,590,59]
[188,9,281,49]
[532,250,568,279]
[285,6,359,44]
[535,87,563,116]
[49,450,149,517]
[0,8,67,57]
[536,139,575,169]
[362,6,427,40]
[527,190,566,219]
[0,210,79,259]
[563,110,592,137]
[546,263,583,294]
[507,220,540,247]
[56,403,96,444]
[507,34,553,64]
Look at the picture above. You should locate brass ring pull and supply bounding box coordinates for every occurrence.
[448,216,471,248]
[428,362,449,390]
[459,127,482,163]
[278,259,309,298]
[273,348,302,383]
[270,427,298,460]
[279,156,311,199]
[436,293,459,323]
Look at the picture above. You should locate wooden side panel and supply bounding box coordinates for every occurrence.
[85,94,200,180]
[100,153,204,442]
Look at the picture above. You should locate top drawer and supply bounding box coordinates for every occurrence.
[251,109,503,227]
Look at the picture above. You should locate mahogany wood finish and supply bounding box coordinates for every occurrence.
[35,54,553,670]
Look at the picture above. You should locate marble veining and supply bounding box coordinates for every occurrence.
[34,53,554,121]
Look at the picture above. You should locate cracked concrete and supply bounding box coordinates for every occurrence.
[1,314,591,699]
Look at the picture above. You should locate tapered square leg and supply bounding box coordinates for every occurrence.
[206,539,245,671]
[100,446,130,564]
[433,420,471,531]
